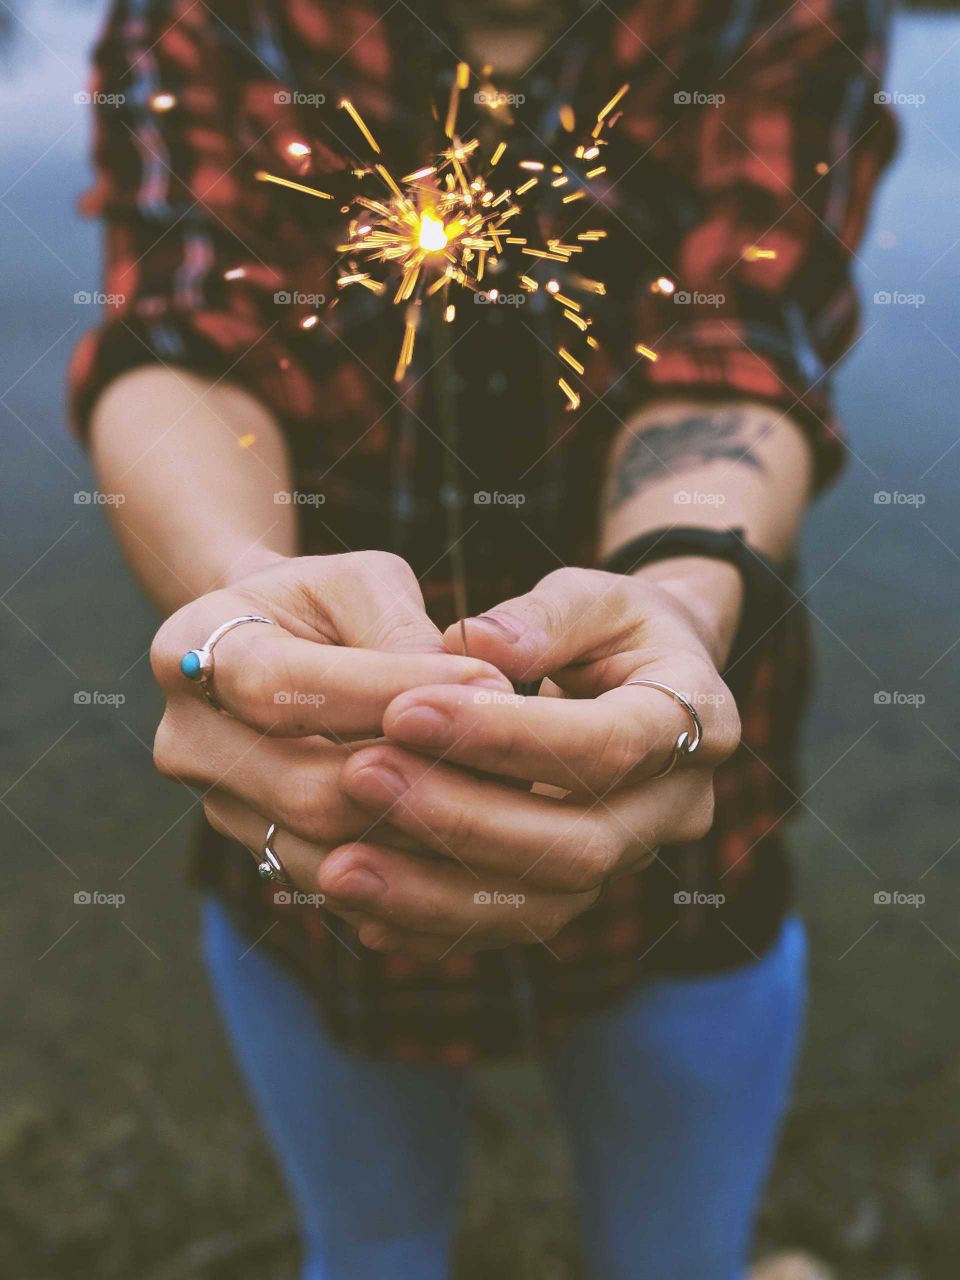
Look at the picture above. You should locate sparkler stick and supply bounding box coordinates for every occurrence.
[250,73,637,654]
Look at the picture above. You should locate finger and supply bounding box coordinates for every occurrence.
[314,840,594,943]
[201,789,424,896]
[203,789,329,894]
[157,617,511,738]
[382,674,734,795]
[155,701,416,847]
[442,566,636,683]
[343,744,714,891]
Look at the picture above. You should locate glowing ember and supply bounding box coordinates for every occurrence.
[417,212,449,253]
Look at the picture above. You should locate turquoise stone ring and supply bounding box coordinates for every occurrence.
[178,614,275,711]
[180,649,205,680]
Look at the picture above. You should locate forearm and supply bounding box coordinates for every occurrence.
[599,398,815,665]
[89,367,296,614]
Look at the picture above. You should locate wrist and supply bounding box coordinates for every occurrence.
[629,556,744,668]
[220,546,291,591]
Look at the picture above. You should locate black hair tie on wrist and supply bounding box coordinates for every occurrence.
[597,527,795,701]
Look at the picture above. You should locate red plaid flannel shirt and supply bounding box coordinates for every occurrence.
[70,0,895,1063]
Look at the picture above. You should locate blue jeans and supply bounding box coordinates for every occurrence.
[202,902,806,1280]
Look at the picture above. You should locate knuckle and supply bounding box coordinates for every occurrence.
[152,715,193,783]
[272,768,337,842]
[594,716,647,790]
[150,610,192,688]
[556,822,622,892]
[712,696,742,763]
[357,549,416,589]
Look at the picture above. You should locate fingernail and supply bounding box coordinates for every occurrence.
[346,764,407,806]
[472,613,524,643]
[319,857,387,907]
[388,705,452,746]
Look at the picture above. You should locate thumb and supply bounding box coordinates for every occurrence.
[311,551,447,653]
[442,568,630,681]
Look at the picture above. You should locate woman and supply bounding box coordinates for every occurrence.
[71,0,894,1276]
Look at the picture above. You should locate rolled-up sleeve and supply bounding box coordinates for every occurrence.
[68,0,335,437]
[604,0,898,489]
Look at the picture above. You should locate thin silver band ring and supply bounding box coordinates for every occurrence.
[255,822,293,886]
[624,678,704,779]
[180,614,275,712]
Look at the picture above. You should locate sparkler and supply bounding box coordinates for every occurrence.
[251,66,633,647]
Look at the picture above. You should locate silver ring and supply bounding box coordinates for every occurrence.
[624,679,704,779]
[179,614,275,712]
[255,822,293,885]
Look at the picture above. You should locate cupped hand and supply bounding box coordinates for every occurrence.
[149,551,511,889]
[319,565,743,959]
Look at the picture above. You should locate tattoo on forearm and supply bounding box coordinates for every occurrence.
[605,410,769,512]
